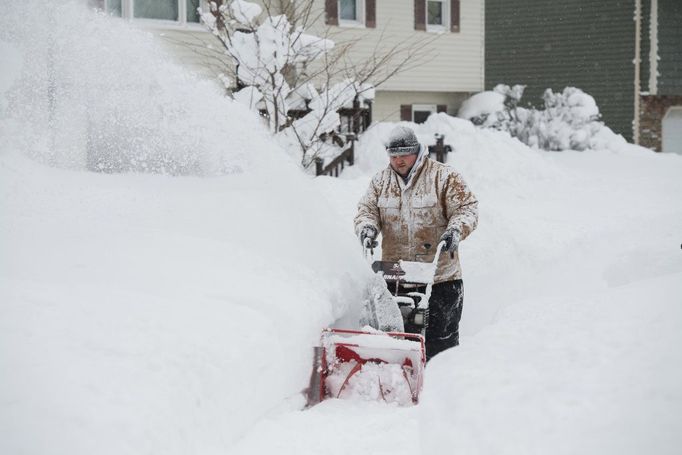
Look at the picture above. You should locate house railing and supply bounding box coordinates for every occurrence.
[315,134,355,177]
[428,134,453,163]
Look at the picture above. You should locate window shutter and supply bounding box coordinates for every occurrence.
[326,0,339,26]
[400,105,413,121]
[451,0,460,32]
[437,104,447,113]
[366,0,376,28]
[414,0,426,31]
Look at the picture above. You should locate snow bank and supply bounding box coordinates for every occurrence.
[0,3,374,454]
[421,270,682,455]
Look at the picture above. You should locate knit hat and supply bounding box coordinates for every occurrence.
[385,126,420,156]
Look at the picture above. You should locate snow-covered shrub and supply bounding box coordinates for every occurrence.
[200,1,375,169]
[458,84,524,132]
[458,85,624,151]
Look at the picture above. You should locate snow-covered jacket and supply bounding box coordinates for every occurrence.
[354,152,478,283]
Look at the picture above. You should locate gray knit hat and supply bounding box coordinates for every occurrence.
[385,126,420,156]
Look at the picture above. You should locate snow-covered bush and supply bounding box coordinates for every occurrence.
[200,0,428,170]
[200,1,375,169]
[458,85,625,151]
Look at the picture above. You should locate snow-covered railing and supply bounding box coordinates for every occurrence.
[315,134,355,177]
[428,134,452,163]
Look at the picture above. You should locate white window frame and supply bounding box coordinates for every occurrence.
[338,0,365,28]
[412,104,437,123]
[426,0,449,33]
[100,0,207,30]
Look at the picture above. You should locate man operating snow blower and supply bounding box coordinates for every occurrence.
[354,125,478,360]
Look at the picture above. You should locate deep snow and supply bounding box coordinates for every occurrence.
[2,2,682,455]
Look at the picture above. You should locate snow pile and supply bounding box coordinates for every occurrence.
[0,150,376,454]
[458,85,629,152]
[0,3,377,454]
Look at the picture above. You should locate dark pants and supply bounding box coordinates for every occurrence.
[425,280,463,361]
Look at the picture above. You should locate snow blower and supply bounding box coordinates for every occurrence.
[306,241,446,407]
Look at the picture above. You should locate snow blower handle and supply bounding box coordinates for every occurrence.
[420,240,447,308]
[434,240,447,262]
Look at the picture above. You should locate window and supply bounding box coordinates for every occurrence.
[104,0,122,16]
[339,0,357,21]
[338,0,365,27]
[98,0,203,25]
[134,0,177,21]
[412,104,437,124]
[426,0,448,32]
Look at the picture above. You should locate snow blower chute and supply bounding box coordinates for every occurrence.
[306,241,446,406]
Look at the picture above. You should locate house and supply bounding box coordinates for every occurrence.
[89,1,485,126]
[309,0,485,123]
[485,0,682,153]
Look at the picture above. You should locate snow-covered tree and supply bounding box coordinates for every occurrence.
[199,0,430,168]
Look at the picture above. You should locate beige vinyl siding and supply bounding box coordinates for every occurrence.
[308,0,484,93]
[138,26,230,80]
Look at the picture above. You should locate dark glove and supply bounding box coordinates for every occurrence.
[439,227,461,252]
[360,225,379,248]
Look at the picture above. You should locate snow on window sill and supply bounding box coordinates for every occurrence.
[338,19,366,29]
[131,18,207,32]
[426,24,447,34]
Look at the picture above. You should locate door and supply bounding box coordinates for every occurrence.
[662,107,682,154]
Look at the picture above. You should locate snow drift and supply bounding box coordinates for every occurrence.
[0,3,372,454]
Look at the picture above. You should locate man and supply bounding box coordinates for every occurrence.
[354,125,478,360]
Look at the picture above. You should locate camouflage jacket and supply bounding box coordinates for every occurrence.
[354,155,478,283]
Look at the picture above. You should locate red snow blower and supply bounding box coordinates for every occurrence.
[306,241,446,407]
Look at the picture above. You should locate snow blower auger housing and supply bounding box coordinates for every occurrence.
[308,328,425,406]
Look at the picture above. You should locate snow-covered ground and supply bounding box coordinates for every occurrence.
[2,3,682,455]
[232,120,682,455]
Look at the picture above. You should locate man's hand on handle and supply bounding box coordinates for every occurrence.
[439,227,461,253]
[360,225,379,249]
